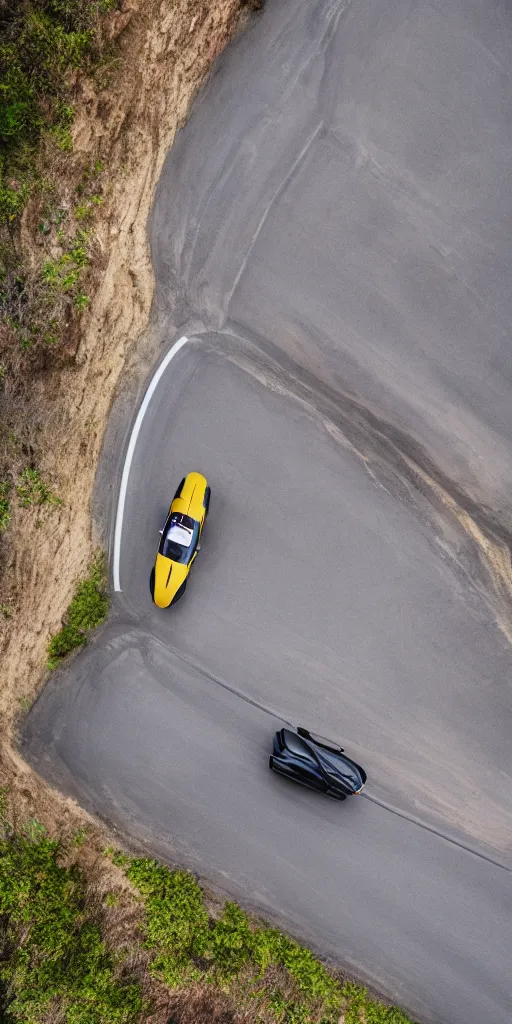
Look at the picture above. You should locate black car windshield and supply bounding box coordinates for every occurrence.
[159,513,199,564]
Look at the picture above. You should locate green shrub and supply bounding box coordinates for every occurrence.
[342,981,413,1024]
[75,194,102,220]
[126,859,209,987]
[203,901,255,977]
[0,810,143,1023]
[0,480,11,530]
[42,228,91,292]
[252,928,339,1009]
[0,157,31,221]
[120,855,414,1024]
[0,0,118,223]
[47,552,109,668]
[16,467,61,507]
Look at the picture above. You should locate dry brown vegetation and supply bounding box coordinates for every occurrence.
[0,4,264,1011]
[0,0,247,791]
[0,4,258,1014]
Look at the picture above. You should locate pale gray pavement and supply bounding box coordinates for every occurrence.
[22,2,512,1023]
[154,0,512,519]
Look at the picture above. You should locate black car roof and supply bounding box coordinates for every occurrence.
[281,729,312,759]
[281,728,366,789]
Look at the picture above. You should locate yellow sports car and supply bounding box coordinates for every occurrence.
[150,472,210,608]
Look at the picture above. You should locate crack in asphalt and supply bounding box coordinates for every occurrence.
[362,793,511,874]
[221,122,325,325]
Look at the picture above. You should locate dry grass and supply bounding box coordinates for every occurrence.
[0,0,247,733]
[0,6,253,1000]
[0,5,263,1017]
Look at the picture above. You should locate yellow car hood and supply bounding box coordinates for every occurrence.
[153,553,189,608]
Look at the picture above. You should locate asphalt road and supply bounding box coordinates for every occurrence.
[22,2,512,1023]
[23,613,512,1024]
[153,0,512,519]
[24,340,512,1024]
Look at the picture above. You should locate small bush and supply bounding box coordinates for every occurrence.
[203,902,255,977]
[126,859,209,987]
[0,1,114,371]
[119,855,415,1024]
[75,194,102,220]
[47,552,109,668]
[0,480,12,531]
[42,228,91,292]
[0,0,118,224]
[16,467,61,507]
[0,809,143,1023]
[342,981,413,1024]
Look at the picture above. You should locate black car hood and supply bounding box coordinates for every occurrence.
[313,747,366,791]
[280,728,366,793]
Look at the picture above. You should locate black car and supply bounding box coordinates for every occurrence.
[269,727,366,800]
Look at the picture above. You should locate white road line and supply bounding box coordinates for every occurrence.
[112,335,189,591]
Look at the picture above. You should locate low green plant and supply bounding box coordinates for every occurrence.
[75,194,102,220]
[75,289,91,311]
[51,122,73,151]
[0,480,11,531]
[47,552,109,669]
[0,153,32,222]
[0,1,116,226]
[73,828,88,848]
[42,228,91,293]
[342,981,413,1024]
[125,859,209,987]
[16,467,61,508]
[120,856,413,1024]
[265,997,313,1024]
[111,850,130,868]
[203,901,255,977]
[0,808,143,1023]
[283,1004,312,1024]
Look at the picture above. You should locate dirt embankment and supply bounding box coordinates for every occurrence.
[0,0,248,828]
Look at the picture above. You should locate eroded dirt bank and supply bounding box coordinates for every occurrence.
[0,0,249,826]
